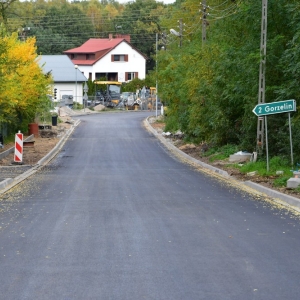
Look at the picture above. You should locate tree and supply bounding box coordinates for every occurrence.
[114,0,167,71]
[0,32,52,130]
[26,3,95,54]
[0,0,18,27]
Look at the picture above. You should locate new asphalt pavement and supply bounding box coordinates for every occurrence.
[0,111,300,300]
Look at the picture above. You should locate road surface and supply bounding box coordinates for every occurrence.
[0,111,300,299]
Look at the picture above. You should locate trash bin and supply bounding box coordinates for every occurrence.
[0,133,3,147]
[28,123,39,137]
[52,115,58,126]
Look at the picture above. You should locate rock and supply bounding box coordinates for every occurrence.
[179,144,196,151]
[94,104,105,111]
[174,130,184,138]
[287,178,300,189]
[247,171,257,176]
[229,153,252,163]
[162,132,172,137]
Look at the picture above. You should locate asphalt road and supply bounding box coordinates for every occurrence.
[1,111,300,300]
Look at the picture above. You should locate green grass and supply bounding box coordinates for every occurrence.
[273,175,291,187]
[154,117,165,123]
[239,156,291,177]
[236,156,295,187]
[202,144,294,188]
[202,144,239,162]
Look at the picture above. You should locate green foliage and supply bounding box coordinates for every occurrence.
[87,79,96,97]
[240,156,291,177]
[155,0,300,161]
[2,0,300,163]
[122,78,145,92]
[202,144,239,162]
[0,33,52,133]
[116,0,167,71]
[30,5,95,54]
[273,176,291,188]
[73,102,83,110]
[164,114,179,132]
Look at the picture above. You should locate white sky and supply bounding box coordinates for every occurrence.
[118,0,176,4]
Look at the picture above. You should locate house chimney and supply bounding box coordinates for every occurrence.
[115,34,131,43]
[109,34,113,40]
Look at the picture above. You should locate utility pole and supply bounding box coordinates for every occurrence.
[161,32,167,50]
[179,19,183,47]
[156,33,158,118]
[201,1,208,44]
[19,27,30,41]
[256,0,268,154]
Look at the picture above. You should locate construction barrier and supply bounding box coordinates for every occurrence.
[14,131,23,163]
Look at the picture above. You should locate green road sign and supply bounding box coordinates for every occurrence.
[252,99,296,116]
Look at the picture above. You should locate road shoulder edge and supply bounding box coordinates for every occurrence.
[0,119,81,194]
[144,116,300,212]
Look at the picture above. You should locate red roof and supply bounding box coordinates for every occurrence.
[64,37,147,66]
[64,38,125,54]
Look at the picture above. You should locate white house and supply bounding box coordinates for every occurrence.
[38,55,87,105]
[63,34,147,82]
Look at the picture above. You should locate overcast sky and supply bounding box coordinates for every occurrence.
[118,0,176,4]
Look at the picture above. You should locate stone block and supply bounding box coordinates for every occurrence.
[287,178,300,189]
[229,153,252,163]
[293,171,300,178]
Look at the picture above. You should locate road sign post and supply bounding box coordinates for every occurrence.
[252,99,297,172]
[252,99,296,117]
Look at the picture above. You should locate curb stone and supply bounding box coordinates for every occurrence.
[144,116,300,212]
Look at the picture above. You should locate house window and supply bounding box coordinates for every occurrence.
[112,55,128,62]
[126,72,136,81]
[115,55,124,61]
[86,54,95,60]
[128,72,134,80]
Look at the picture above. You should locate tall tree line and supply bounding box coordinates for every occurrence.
[157,0,300,162]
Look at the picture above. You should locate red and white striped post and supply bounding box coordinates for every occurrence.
[14,131,23,163]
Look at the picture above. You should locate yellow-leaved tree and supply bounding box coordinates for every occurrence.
[0,31,52,130]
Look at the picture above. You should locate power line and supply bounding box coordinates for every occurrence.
[7,2,242,46]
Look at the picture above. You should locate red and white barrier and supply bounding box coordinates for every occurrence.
[14,131,23,163]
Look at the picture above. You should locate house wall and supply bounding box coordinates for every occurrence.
[79,42,146,82]
[54,83,84,105]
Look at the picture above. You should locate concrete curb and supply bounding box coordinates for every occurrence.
[144,116,300,211]
[244,181,300,210]
[0,134,35,160]
[0,119,81,194]
[36,119,80,166]
[0,178,14,189]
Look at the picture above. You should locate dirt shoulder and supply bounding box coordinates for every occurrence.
[149,119,300,200]
[0,116,73,166]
